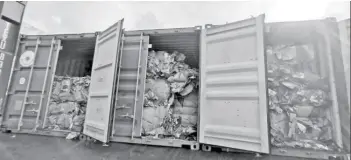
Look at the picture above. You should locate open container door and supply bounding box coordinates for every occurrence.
[83,19,124,143]
[199,14,269,153]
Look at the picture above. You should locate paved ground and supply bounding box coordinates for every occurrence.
[0,133,306,160]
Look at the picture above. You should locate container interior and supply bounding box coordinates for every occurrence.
[45,36,96,133]
[113,29,201,142]
[266,21,342,152]
[55,37,96,77]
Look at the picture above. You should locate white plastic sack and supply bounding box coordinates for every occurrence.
[145,79,170,104]
[142,106,169,133]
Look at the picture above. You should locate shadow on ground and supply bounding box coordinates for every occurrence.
[0,133,306,160]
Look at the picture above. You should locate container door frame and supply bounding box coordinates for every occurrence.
[199,14,269,153]
[83,19,124,143]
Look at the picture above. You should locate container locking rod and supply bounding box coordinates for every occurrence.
[17,38,41,131]
[131,33,143,140]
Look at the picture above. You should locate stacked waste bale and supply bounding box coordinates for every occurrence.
[267,45,339,151]
[47,75,90,137]
[142,50,198,140]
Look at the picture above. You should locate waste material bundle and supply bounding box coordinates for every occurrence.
[143,50,199,140]
[47,75,90,138]
[267,45,339,151]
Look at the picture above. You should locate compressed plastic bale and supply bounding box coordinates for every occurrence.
[182,91,198,108]
[167,72,188,83]
[48,102,62,115]
[57,114,72,129]
[48,115,58,126]
[295,105,314,117]
[173,106,197,116]
[179,84,194,96]
[173,114,197,126]
[170,82,187,93]
[145,79,170,104]
[142,106,169,133]
[52,81,62,96]
[173,100,198,115]
[73,86,86,102]
[58,92,75,102]
[270,112,289,139]
[72,114,85,126]
[58,102,78,114]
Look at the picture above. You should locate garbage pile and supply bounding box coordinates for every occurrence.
[267,45,339,151]
[47,75,90,138]
[142,50,199,141]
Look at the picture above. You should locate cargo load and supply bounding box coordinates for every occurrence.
[142,50,199,141]
[46,75,90,139]
[267,45,339,151]
[0,14,348,160]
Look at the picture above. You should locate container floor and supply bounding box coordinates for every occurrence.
[0,134,309,160]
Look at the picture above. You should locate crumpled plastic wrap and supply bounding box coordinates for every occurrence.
[47,75,90,135]
[142,50,199,140]
[267,45,339,151]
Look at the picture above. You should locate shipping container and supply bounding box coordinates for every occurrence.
[0,13,349,160]
[0,32,97,137]
[0,1,27,125]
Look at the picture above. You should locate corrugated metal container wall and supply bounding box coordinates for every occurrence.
[0,1,26,124]
[111,34,149,138]
[55,37,95,77]
[199,15,269,153]
[1,33,96,136]
[0,36,61,132]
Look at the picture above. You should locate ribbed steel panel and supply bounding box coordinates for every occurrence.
[111,35,149,138]
[55,37,95,77]
[199,15,269,153]
[0,36,61,132]
[83,19,124,143]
